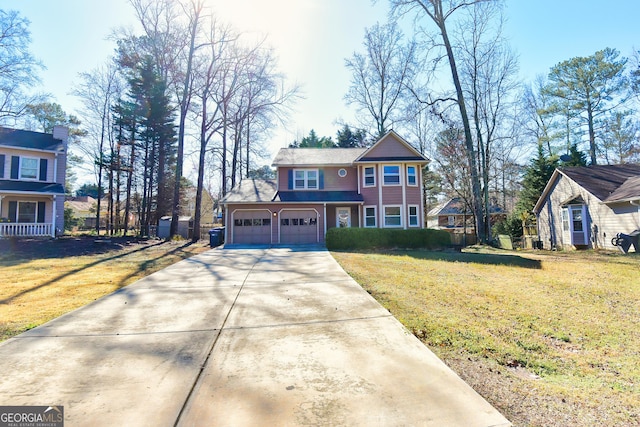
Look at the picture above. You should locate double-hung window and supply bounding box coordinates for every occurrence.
[294,169,318,189]
[383,165,400,185]
[408,205,419,227]
[364,166,375,187]
[384,206,402,227]
[20,157,39,180]
[364,206,377,227]
[407,166,417,186]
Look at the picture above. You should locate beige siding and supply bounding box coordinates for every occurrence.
[537,173,640,251]
[0,147,58,182]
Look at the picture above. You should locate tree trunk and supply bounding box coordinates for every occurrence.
[435,6,487,243]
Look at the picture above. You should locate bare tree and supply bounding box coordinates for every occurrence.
[345,21,417,138]
[0,10,45,122]
[389,0,491,242]
[72,63,123,234]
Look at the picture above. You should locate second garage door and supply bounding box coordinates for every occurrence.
[279,209,319,244]
[232,210,272,244]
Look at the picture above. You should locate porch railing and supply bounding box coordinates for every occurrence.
[0,223,54,238]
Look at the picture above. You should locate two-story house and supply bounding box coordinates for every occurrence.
[221,131,428,245]
[0,126,68,238]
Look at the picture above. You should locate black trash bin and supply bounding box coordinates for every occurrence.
[208,228,223,247]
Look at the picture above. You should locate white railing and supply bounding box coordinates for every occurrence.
[0,223,54,237]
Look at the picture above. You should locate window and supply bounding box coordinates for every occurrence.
[364,166,375,187]
[338,168,347,177]
[448,215,455,227]
[384,206,402,227]
[20,157,38,180]
[364,206,377,227]
[18,202,37,223]
[561,208,569,232]
[383,165,400,185]
[571,207,583,231]
[294,169,318,189]
[407,166,417,186]
[409,205,419,227]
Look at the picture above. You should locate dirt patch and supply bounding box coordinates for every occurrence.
[439,351,635,427]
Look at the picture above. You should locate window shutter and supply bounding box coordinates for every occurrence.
[0,154,4,178]
[37,202,46,223]
[8,201,17,222]
[39,159,48,181]
[288,170,293,190]
[10,156,19,179]
[319,169,324,189]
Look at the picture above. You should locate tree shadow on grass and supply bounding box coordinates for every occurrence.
[345,248,543,269]
[0,239,198,306]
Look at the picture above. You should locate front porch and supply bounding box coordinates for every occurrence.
[0,222,55,238]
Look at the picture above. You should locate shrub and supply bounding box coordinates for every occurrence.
[325,227,451,250]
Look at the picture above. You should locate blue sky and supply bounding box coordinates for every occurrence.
[3,0,640,164]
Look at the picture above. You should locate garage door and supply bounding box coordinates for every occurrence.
[280,210,318,244]
[232,210,272,244]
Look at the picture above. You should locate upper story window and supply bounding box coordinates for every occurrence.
[407,166,417,186]
[294,169,318,190]
[383,165,400,185]
[20,157,39,180]
[364,166,375,187]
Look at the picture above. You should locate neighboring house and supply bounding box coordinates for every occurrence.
[427,197,505,233]
[221,131,428,245]
[0,126,68,238]
[534,164,640,251]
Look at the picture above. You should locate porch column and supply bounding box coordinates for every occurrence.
[0,195,4,217]
[51,196,57,237]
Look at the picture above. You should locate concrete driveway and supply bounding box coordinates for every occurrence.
[0,246,510,426]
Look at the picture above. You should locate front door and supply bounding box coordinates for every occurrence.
[563,205,588,246]
[336,207,351,228]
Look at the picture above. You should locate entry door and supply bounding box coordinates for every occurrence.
[569,205,588,245]
[336,207,351,228]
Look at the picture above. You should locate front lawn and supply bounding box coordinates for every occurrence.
[331,247,640,427]
[0,236,210,341]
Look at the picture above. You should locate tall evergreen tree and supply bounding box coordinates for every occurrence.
[515,146,559,214]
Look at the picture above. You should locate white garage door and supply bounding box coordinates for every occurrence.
[232,210,272,244]
[280,210,318,244]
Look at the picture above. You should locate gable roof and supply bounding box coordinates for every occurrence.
[355,130,429,163]
[221,179,277,204]
[0,127,65,152]
[560,164,640,201]
[534,164,640,213]
[271,130,428,167]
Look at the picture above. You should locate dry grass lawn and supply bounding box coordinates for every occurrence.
[331,247,640,427]
[0,236,210,341]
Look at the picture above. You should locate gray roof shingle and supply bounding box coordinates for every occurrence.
[221,179,277,203]
[272,148,366,166]
[561,164,640,201]
[0,180,66,194]
[0,127,64,151]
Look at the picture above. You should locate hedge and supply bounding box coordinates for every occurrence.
[325,227,451,250]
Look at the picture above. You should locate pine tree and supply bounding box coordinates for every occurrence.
[516,146,559,214]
